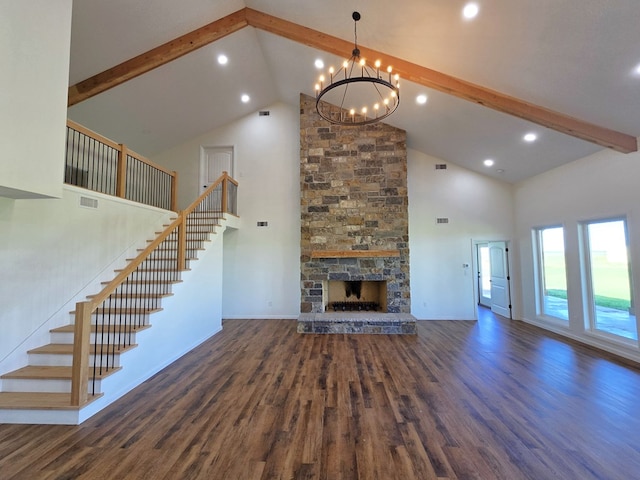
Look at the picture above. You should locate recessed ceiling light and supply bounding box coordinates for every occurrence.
[416,94,428,104]
[634,63,640,75]
[524,133,537,142]
[315,59,324,69]
[241,94,250,103]
[217,54,228,65]
[484,159,494,167]
[463,3,479,19]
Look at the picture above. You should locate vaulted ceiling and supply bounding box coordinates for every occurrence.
[67,0,640,183]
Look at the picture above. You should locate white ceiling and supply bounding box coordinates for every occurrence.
[67,0,640,183]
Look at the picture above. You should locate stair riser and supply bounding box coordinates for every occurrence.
[51,331,140,344]
[1,378,103,394]
[139,259,190,269]
[73,313,151,324]
[185,231,217,239]
[187,223,216,235]
[141,254,182,269]
[94,297,163,309]
[123,271,181,281]
[111,284,174,294]
[28,354,122,368]
[160,239,207,246]
[152,246,204,257]
[159,247,202,255]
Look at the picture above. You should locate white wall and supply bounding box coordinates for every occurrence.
[154,106,519,321]
[408,149,516,320]
[0,186,171,375]
[514,145,640,362]
[0,0,72,199]
[153,102,301,318]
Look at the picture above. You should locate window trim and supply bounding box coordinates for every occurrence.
[579,215,638,344]
[532,224,569,323]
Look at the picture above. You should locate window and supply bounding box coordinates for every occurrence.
[582,218,637,341]
[534,226,569,320]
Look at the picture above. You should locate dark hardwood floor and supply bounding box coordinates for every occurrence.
[1,311,639,479]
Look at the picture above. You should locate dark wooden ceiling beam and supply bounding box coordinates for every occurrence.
[67,8,249,107]
[67,7,637,154]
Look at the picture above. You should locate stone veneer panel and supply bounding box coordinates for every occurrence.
[299,94,410,314]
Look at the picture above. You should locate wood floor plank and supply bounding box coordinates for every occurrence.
[1,313,640,479]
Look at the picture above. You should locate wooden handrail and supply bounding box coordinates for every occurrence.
[66,119,178,210]
[66,119,121,150]
[125,150,176,177]
[182,171,228,215]
[91,216,183,310]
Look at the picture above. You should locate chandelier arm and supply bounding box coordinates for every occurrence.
[316,77,400,125]
[314,11,400,126]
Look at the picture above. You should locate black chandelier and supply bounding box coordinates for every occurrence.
[315,12,400,126]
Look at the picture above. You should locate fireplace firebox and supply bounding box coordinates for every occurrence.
[323,280,387,312]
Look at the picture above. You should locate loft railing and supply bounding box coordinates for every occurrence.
[65,120,177,211]
[70,172,238,406]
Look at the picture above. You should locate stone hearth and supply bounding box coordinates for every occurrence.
[297,94,415,334]
[297,312,417,334]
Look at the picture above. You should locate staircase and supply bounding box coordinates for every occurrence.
[0,209,229,424]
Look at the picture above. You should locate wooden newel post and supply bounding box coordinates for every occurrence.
[71,301,92,406]
[170,170,178,212]
[177,214,186,271]
[221,171,228,213]
[116,144,128,199]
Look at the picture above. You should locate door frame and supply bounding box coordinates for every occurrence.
[471,239,513,319]
[199,145,234,194]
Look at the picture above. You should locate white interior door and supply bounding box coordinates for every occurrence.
[489,241,512,318]
[200,146,233,193]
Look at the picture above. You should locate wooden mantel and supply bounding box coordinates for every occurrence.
[310,250,400,259]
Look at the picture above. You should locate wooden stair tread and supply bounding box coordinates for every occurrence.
[138,246,204,252]
[28,343,138,355]
[126,258,196,262]
[1,365,121,380]
[156,230,217,235]
[51,324,152,333]
[88,292,173,299]
[0,392,103,410]
[70,307,161,314]
[115,267,188,272]
[102,279,182,285]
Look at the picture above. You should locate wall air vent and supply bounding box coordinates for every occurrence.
[435,164,447,170]
[257,221,268,227]
[79,196,98,209]
[259,111,270,116]
[436,217,449,224]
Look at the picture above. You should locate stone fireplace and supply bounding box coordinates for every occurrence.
[297,93,415,334]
